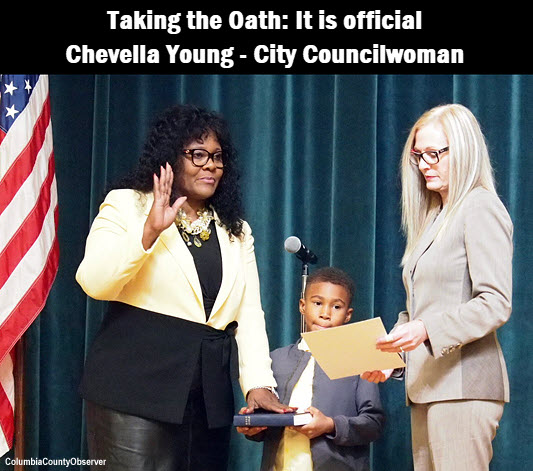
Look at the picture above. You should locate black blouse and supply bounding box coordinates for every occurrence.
[179,220,222,320]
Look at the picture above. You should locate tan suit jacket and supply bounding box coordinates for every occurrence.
[398,187,513,404]
[76,189,276,395]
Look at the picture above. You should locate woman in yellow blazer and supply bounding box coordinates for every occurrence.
[76,104,290,471]
[362,104,513,470]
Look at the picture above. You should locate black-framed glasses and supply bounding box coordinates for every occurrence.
[410,146,449,166]
[183,149,224,168]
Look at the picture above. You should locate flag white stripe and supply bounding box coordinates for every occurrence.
[0,356,14,409]
[0,176,57,323]
[0,353,14,457]
[0,122,53,249]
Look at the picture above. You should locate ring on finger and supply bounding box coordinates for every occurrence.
[399,346,404,352]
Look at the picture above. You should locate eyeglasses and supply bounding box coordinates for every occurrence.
[410,146,449,166]
[183,149,224,168]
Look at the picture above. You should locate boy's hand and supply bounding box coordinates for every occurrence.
[289,406,334,439]
[235,407,267,436]
[360,368,394,383]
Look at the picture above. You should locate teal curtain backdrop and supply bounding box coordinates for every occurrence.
[4,75,530,470]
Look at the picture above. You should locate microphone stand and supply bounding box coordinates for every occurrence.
[300,262,309,334]
[285,237,317,334]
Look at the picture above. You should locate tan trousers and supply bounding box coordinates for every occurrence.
[411,399,504,471]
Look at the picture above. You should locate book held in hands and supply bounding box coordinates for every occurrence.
[233,411,312,427]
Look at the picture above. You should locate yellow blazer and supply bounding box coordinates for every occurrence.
[398,187,513,404]
[76,189,277,395]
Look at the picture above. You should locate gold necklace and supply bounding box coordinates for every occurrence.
[175,208,214,248]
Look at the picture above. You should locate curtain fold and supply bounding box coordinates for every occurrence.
[6,74,529,471]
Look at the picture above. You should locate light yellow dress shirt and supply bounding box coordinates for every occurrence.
[274,339,314,471]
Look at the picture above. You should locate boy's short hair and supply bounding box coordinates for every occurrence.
[305,267,356,305]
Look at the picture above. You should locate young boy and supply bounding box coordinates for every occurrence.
[238,267,385,470]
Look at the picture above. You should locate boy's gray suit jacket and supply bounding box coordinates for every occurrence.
[251,342,385,471]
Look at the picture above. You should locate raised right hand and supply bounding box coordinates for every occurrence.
[142,163,187,250]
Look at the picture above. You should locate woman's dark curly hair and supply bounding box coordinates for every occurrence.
[110,104,244,238]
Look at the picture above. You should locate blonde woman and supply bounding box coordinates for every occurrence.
[362,104,513,470]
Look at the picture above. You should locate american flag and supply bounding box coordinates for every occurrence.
[0,74,59,455]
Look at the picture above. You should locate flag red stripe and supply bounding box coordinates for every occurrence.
[0,353,14,449]
[0,95,51,215]
[0,215,59,363]
[0,151,56,290]
[0,130,6,146]
[0,384,14,449]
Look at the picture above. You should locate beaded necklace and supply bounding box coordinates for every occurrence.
[175,208,214,248]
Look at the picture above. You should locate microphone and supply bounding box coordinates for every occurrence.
[284,236,317,264]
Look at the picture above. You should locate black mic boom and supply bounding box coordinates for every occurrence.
[284,236,317,264]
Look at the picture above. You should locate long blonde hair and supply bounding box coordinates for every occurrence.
[401,104,496,265]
